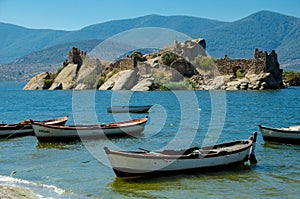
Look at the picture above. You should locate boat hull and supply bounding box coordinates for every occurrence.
[258,125,300,145]
[107,106,152,113]
[0,116,68,139]
[32,117,148,142]
[104,133,257,177]
[107,149,251,177]
[0,125,33,139]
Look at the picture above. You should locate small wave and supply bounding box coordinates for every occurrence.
[0,175,72,199]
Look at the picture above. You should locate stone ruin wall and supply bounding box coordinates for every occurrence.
[215,48,281,76]
[68,47,87,66]
[109,58,135,71]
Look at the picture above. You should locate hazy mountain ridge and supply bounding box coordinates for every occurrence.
[13,39,102,64]
[202,11,300,61]
[0,23,69,63]
[1,10,300,81]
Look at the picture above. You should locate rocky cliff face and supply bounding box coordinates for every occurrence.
[23,72,51,90]
[24,39,285,91]
[24,47,106,90]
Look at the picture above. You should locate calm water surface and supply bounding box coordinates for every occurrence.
[0,82,299,198]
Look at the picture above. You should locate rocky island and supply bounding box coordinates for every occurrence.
[24,39,284,91]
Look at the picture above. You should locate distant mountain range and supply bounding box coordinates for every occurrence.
[1,10,300,81]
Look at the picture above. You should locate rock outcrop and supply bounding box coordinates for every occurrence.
[170,58,196,81]
[131,75,155,91]
[24,47,106,90]
[74,58,102,89]
[24,40,285,91]
[49,64,77,90]
[99,69,138,90]
[207,49,285,90]
[23,72,51,90]
[173,38,206,61]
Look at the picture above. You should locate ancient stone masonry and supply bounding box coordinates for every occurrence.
[69,47,87,68]
[109,58,135,71]
[213,48,284,89]
[215,48,282,76]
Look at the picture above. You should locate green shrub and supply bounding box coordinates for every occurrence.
[56,67,64,75]
[44,79,54,88]
[108,68,120,79]
[193,56,215,71]
[283,71,300,86]
[97,76,106,88]
[161,51,179,66]
[236,69,246,78]
[131,51,145,61]
[43,67,65,88]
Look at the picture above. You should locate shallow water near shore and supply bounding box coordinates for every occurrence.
[0,82,299,198]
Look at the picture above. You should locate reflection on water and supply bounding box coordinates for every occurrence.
[36,142,81,150]
[109,167,255,199]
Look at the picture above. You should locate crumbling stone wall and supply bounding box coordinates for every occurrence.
[215,48,281,77]
[109,58,135,70]
[69,47,87,67]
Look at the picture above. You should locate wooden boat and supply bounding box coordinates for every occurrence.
[32,116,148,142]
[258,124,300,144]
[0,116,68,139]
[104,132,258,177]
[107,105,152,113]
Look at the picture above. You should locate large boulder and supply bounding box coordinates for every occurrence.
[99,69,138,90]
[131,75,155,91]
[173,38,206,61]
[202,75,232,90]
[170,58,196,80]
[23,72,51,90]
[74,59,103,89]
[49,64,77,90]
[224,73,284,90]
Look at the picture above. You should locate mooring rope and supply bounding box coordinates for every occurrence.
[0,124,31,140]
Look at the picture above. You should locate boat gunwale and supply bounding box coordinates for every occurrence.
[107,105,152,113]
[32,117,148,131]
[0,116,68,130]
[104,139,253,160]
[259,125,300,134]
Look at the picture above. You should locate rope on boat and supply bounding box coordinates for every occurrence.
[0,122,32,140]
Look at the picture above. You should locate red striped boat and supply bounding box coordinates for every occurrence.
[32,117,148,142]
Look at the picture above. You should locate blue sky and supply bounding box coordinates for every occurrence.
[0,0,299,30]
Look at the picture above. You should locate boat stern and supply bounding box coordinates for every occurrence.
[248,132,258,164]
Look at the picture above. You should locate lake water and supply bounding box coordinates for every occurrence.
[0,82,299,198]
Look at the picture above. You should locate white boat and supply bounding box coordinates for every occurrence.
[32,117,148,142]
[104,132,258,177]
[107,105,152,113]
[258,124,300,144]
[0,116,68,140]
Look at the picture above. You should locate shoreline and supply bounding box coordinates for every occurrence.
[0,185,39,199]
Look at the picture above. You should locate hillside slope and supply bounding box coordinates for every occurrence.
[202,11,300,61]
